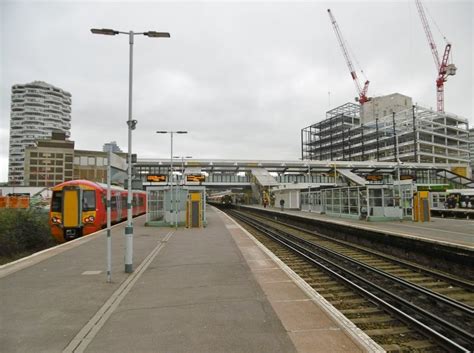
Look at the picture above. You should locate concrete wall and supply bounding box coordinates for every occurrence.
[361,93,413,123]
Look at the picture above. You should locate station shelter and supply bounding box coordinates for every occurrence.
[146,186,207,228]
[300,182,415,221]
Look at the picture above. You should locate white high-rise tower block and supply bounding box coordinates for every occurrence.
[8,81,72,185]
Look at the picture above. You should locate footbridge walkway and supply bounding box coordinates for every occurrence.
[134,158,473,190]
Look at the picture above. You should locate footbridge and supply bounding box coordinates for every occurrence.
[133,158,473,190]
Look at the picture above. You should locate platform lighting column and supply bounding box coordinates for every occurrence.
[174,156,193,186]
[156,131,188,229]
[308,164,312,212]
[395,134,403,222]
[91,28,170,273]
[174,155,192,226]
[392,112,403,222]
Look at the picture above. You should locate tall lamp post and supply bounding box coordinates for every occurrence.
[173,156,193,185]
[91,28,170,273]
[308,163,312,212]
[156,131,188,228]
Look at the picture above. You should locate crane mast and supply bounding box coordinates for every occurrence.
[415,0,456,112]
[327,8,370,105]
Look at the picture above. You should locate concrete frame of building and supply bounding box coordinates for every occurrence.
[301,103,470,172]
[8,81,72,185]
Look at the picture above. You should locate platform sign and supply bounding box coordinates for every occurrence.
[147,175,167,182]
[187,175,205,182]
[365,174,383,182]
[106,151,127,283]
[400,175,416,181]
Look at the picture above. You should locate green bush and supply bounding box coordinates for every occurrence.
[0,208,57,259]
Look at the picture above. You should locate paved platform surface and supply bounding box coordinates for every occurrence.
[243,205,474,248]
[0,207,372,353]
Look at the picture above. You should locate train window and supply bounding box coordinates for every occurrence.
[83,190,96,211]
[111,197,117,210]
[51,191,62,212]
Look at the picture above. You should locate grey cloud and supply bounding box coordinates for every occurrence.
[1,1,472,182]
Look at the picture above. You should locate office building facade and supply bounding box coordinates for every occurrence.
[23,132,74,187]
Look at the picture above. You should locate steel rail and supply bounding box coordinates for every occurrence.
[263,212,474,291]
[230,210,472,352]
[251,212,474,313]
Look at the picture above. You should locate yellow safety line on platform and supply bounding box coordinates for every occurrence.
[62,231,174,353]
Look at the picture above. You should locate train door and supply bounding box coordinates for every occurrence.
[187,192,202,228]
[62,186,82,238]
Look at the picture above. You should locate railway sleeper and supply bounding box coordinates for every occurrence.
[331,297,367,306]
[363,326,411,337]
[383,269,418,275]
[402,277,443,284]
[353,258,387,265]
[402,340,439,350]
[447,293,474,302]
[349,314,395,323]
[431,286,470,295]
[339,307,381,315]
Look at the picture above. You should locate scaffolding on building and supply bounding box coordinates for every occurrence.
[301,104,470,166]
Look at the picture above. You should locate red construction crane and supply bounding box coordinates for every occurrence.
[327,8,370,105]
[415,0,457,112]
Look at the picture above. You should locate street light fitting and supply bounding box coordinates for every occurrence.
[90,28,119,36]
[145,31,171,38]
[156,131,168,134]
[176,131,188,134]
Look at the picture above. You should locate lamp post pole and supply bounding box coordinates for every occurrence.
[156,131,188,229]
[174,156,192,228]
[91,28,170,273]
[308,164,312,212]
[174,156,193,186]
[395,134,403,221]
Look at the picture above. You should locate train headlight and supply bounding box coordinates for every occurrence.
[51,217,61,224]
[83,216,95,223]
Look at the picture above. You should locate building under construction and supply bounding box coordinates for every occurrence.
[301,94,471,177]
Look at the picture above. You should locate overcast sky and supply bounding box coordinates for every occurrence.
[1,0,472,182]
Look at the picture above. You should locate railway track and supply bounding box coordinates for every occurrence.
[227,209,474,352]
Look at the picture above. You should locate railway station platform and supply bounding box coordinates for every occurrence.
[0,207,379,353]
[241,205,473,249]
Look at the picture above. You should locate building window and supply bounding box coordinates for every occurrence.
[74,157,80,165]
[80,156,88,165]
[65,155,73,162]
[56,153,64,159]
[88,157,95,166]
